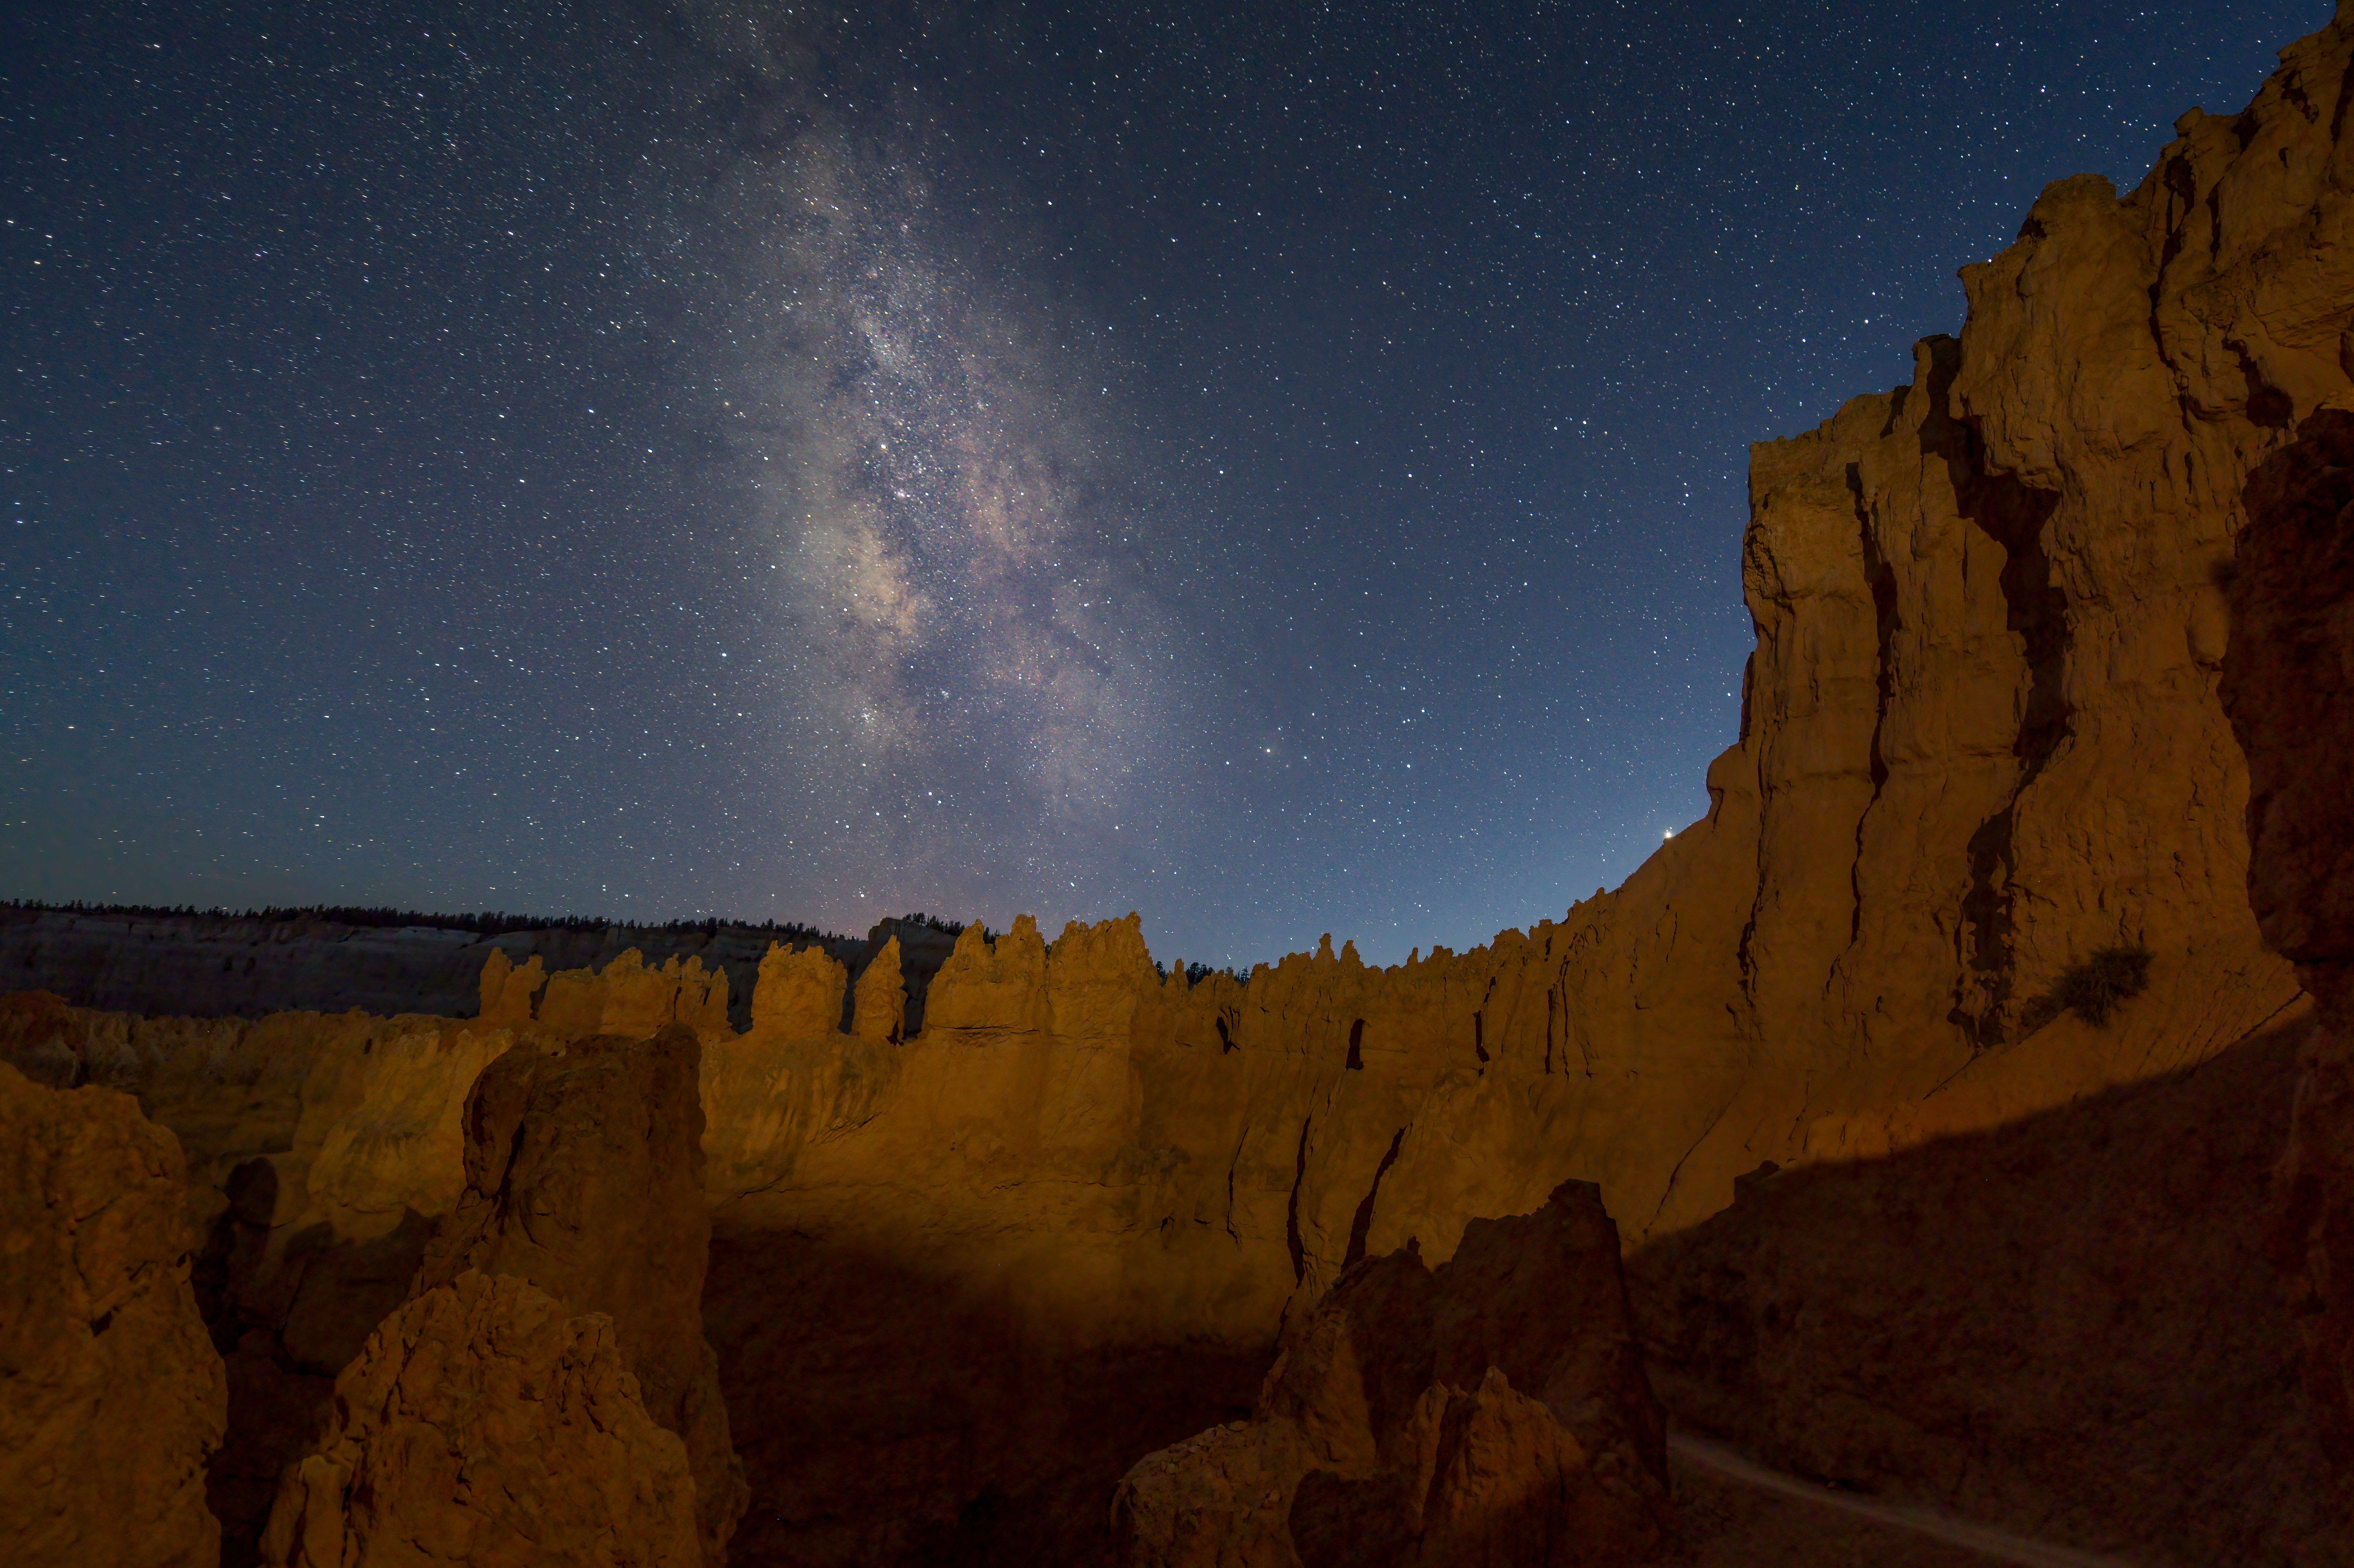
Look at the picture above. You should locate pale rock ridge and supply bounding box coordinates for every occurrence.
[1,1056,227,1568]
[257,1269,700,1568]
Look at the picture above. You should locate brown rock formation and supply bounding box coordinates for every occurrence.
[416,1026,748,1566]
[1113,1181,1668,1568]
[2225,404,2354,1459]
[257,1269,700,1568]
[1,1059,227,1568]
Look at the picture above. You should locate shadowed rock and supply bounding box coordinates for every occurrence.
[2225,403,2354,1461]
[1113,1180,1668,1567]
[1627,1017,2345,1565]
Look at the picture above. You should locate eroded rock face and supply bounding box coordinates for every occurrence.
[2224,404,2354,1459]
[416,1026,747,1566]
[258,1269,700,1568]
[1113,1181,1668,1568]
[1,1060,227,1568]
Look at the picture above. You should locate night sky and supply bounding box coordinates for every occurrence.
[3,0,2330,965]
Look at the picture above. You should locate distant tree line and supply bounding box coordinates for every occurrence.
[1153,959,1242,984]
[3,899,847,946]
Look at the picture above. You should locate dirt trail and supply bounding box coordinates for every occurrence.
[1671,1434,2134,1568]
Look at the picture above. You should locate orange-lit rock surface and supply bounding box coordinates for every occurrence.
[417,1026,747,1565]
[1113,1180,1668,1568]
[257,1270,700,1568]
[2225,404,2354,1463]
[1,1055,227,1568]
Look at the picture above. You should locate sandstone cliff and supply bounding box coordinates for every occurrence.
[1,1056,227,1568]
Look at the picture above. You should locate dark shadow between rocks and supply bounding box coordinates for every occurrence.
[702,1229,1266,1568]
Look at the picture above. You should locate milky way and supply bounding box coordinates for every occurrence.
[712,122,1170,817]
[2,0,2330,963]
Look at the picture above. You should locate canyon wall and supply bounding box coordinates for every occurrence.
[10,4,2354,1562]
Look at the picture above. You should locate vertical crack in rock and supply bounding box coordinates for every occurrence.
[1646,1092,1739,1234]
[2150,154,2198,379]
[1847,461,1902,948]
[1345,1019,1365,1071]
[1918,340,2067,1047]
[1286,1118,1312,1284]
[1215,1014,1236,1053]
[1472,1010,1487,1064]
[1342,1126,1408,1270]
[2331,43,2354,140]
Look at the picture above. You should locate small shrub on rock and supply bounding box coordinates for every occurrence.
[2020,944,2154,1032]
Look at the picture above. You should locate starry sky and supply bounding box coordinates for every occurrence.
[2,0,2332,965]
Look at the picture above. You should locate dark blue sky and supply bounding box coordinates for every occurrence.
[1,0,2331,963]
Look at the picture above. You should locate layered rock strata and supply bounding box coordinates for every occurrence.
[2224,404,2354,1460]
[1113,1180,1669,1568]
[257,1269,700,1568]
[1,1057,228,1568]
[416,1025,748,1565]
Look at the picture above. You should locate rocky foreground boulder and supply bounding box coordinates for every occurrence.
[1113,1181,1668,1567]
[413,1024,748,1565]
[257,1269,700,1568]
[1,1060,227,1568]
